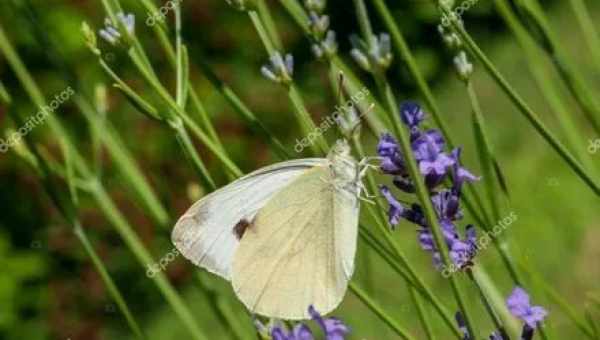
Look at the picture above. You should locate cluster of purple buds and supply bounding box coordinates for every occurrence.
[378,101,480,271]
[454,287,548,340]
[256,305,350,340]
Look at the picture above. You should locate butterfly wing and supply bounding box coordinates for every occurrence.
[231,165,360,319]
[172,158,328,280]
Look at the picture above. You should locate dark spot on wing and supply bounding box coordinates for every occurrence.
[233,218,251,240]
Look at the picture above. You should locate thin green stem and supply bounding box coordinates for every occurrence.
[569,0,600,70]
[1,80,145,340]
[442,9,600,196]
[74,95,170,226]
[278,0,389,136]
[467,270,506,338]
[513,0,600,135]
[349,283,416,340]
[492,0,597,175]
[247,8,328,155]
[0,24,209,339]
[409,287,437,340]
[466,81,501,222]
[74,223,147,339]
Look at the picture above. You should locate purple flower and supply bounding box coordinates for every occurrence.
[377,133,406,175]
[400,101,425,136]
[456,312,509,340]
[418,221,477,269]
[377,101,481,272]
[413,130,454,187]
[506,287,548,329]
[380,185,406,226]
[309,305,350,340]
[455,312,471,340]
[392,175,415,193]
[271,323,314,340]
[431,190,462,221]
[451,148,480,192]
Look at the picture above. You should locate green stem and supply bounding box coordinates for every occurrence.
[90,183,208,340]
[350,283,416,340]
[248,8,328,155]
[443,9,600,196]
[467,269,506,338]
[74,223,147,339]
[74,95,170,226]
[568,0,600,71]
[492,0,597,175]
[0,24,208,339]
[278,0,389,136]
[409,287,437,340]
[466,81,501,222]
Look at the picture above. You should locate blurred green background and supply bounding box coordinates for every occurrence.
[0,0,599,339]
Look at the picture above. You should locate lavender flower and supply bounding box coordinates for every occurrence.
[271,323,313,340]
[454,51,473,81]
[455,312,471,340]
[98,12,135,45]
[456,312,508,340]
[256,305,349,340]
[451,148,480,192]
[312,30,338,59]
[308,12,330,39]
[400,101,425,135]
[377,133,406,175]
[261,52,294,85]
[309,305,350,340]
[350,33,393,72]
[506,287,548,329]
[377,101,480,272]
[380,185,406,226]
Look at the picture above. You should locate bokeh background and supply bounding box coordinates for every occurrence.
[1,0,599,339]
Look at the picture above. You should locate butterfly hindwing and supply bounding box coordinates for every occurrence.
[231,165,359,319]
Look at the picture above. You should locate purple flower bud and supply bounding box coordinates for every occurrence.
[380,185,406,226]
[377,133,406,175]
[451,148,480,192]
[308,305,350,340]
[506,287,548,329]
[271,323,314,340]
[400,101,425,129]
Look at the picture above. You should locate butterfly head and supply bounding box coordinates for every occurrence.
[328,139,351,159]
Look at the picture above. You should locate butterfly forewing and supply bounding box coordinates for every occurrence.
[172,159,327,280]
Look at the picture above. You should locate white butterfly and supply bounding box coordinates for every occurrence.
[172,140,370,319]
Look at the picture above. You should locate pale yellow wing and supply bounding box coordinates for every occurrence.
[231,165,359,319]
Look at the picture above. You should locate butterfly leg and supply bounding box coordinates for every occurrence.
[355,181,376,205]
